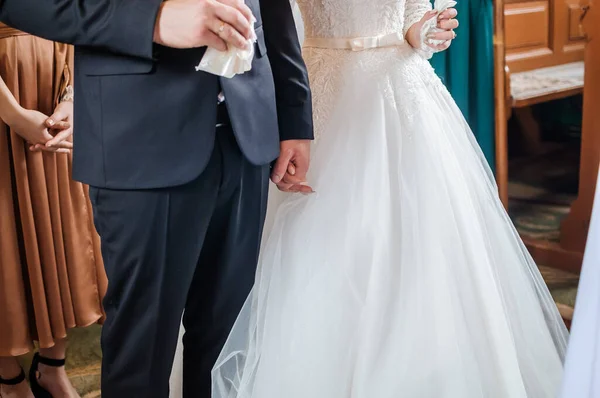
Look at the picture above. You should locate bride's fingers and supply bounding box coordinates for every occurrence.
[276,181,299,193]
[280,167,314,192]
[426,41,450,50]
[276,183,293,192]
[275,179,314,194]
[421,10,438,23]
[438,18,459,30]
[288,183,314,194]
[428,40,452,51]
[427,30,455,42]
[281,173,306,186]
[438,8,458,20]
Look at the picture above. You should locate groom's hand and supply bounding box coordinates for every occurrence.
[153,0,255,51]
[272,140,313,193]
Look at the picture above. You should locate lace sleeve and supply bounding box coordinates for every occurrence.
[403,0,432,37]
[404,0,437,59]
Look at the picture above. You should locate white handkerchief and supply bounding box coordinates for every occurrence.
[195,17,258,79]
[422,0,457,47]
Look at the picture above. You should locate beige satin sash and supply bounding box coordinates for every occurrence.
[303,31,408,51]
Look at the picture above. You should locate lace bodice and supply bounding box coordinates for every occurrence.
[295,0,431,39]
[293,0,437,142]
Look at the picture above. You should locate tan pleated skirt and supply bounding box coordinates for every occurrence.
[0,24,106,357]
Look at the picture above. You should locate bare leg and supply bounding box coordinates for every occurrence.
[37,339,80,398]
[0,356,33,398]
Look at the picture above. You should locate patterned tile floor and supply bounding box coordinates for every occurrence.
[17,326,102,397]
[509,145,581,322]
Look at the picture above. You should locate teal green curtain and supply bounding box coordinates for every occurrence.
[429,0,496,170]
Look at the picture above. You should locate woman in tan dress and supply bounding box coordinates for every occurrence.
[0,24,106,398]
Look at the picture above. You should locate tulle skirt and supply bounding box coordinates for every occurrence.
[212,44,568,398]
[559,171,600,398]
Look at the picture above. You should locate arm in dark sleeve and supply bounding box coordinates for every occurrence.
[0,0,162,60]
[260,0,314,141]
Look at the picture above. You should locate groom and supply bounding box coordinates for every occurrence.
[0,0,313,397]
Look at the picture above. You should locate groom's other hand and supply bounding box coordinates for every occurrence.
[153,0,255,51]
[272,140,313,193]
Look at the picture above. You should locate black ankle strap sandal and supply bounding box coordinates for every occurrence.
[0,368,26,398]
[29,353,67,398]
[0,368,26,385]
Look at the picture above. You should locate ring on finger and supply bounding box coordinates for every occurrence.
[218,20,226,34]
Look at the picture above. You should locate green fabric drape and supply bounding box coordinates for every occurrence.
[430,0,496,170]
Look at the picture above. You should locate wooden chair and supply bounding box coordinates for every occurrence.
[506,0,586,154]
[494,0,597,274]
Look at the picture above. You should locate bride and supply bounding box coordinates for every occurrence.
[206,1,569,397]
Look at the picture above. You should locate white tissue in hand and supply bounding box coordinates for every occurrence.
[195,19,258,78]
[422,0,457,47]
[434,0,457,11]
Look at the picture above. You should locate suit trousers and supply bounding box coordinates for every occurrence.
[90,107,270,397]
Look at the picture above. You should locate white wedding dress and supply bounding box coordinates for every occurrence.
[559,169,600,398]
[208,1,570,397]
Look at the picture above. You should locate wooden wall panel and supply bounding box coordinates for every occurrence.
[505,1,550,52]
[504,0,587,73]
[568,4,586,41]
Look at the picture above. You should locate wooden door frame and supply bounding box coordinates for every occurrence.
[494,0,509,206]
[561,0,599,255]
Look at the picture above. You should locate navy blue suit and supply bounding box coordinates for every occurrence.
[0,1,313,396]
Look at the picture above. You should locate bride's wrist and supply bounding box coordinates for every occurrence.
[405,25,421,49]
[407,20,436,60]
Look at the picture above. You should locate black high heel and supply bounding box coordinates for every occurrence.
[29,353,66,398]
[0,368,26,397]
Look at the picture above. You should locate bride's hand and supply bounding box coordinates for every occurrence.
[406,8,459,52]
[431,8,459,51]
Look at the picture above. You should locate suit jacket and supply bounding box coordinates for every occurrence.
[0,0,313,189]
